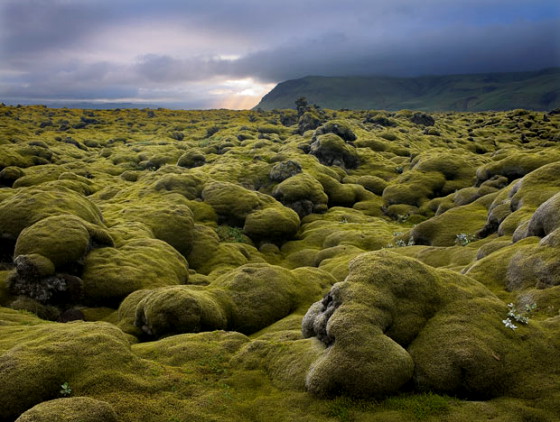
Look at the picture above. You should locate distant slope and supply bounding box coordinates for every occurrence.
[255,68,560,111]
[1,101,159,110]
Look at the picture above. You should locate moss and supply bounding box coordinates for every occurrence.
[315,173,370,207]
[383,171,446,208]
[355,175,388,195]
[382,392,454,420]
[243,206,300,241]
[15,397,119,422]
[0,166,24,187]
[393,245,478,269]
[272,173,328,217]
[186,224,220,272]
[298,110,323,134]
[269,160,302,182]
[527,192,560,238]
[302,250,557,399]
[8,296,61,321]
[133,285,228,337]
[198,243,253,275]
[212,263,324,334]
[234,337,323,391]
[476,151,560,184]
[110,193,195,256]
[120,170,140,182]
[411,200,489,246]
[282,248,320,269]
[81,238,189,306]
[309,134,359,169]
[0,186,104,242]
[352,198,385,217]
[0,309,135,421]
[2,106,559,421]
[133,330,249,367]
[315,120,357,142]
[152,173,204,200]
[176,148,206,168]
[14,215,96,269]
[202,181,270,225]
[119,263,327,338]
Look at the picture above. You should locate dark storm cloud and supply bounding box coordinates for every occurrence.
[1,0,558,107]
[134,54,235,83]
[231,19,560,82]
[0,0,112,57]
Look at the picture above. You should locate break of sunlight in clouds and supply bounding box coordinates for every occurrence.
[211,79,277,110]
[0,0,558,109]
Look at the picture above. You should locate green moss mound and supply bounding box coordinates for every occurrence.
[309,133,359,169]
[0,309,134,421]
[14,214,112,269]
[15,397,119,422]
[243,206,300,241]
[82,238,189,306]
[272,173,328,217]
[112,193,195,256]
[0,187,104,242]
[303,250,557,399]
[202,181,270,225]
[119,263,329,338]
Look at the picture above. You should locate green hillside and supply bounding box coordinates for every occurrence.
[256,68,560,111]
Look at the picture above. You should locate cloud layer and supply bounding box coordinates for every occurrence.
[1,0,559,108]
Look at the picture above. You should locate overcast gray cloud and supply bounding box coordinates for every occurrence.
[1,0,558,108]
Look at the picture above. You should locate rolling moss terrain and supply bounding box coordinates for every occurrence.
[1,104,559,421]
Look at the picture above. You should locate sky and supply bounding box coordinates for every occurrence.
[0,0,559,109]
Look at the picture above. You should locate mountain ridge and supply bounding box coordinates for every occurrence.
[255,68,560,111]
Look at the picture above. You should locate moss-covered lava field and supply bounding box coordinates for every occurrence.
[1,104,560,421]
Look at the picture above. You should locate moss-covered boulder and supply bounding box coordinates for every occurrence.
[212,263,326,334]
[0,309,135,421]
[14,214,113,269]
[0,166,24,187]
[309,134,359,169]
[355,175,388,195]
[410,199,489,246]
[269,160,302,183]
[185,224,220,272]
[81,238,189,306]
[176,148,206,168]
[243,206,300,241]
[119,263,329,338]
[476,152,560,184]
[114,193,195,256]
[315,120,357,142]
[526,191,560,238]
[6,253,84,306]
[387,169,447,202]
[302,250,554,399]
[152,173,205,200]
[133,285,228,337]
[202,181,270,225]
[0,187,104,242]
[298,110,322,134]
[272,173,328,217]
[15,397,119,422]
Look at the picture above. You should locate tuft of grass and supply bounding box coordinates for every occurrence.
[216,225,247,243]
[324,397,378,422]
[383,392,454,420]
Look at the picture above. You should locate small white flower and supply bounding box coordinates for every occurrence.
[502,318,517,330]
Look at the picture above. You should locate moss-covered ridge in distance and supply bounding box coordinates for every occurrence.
[0,104,559,421]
